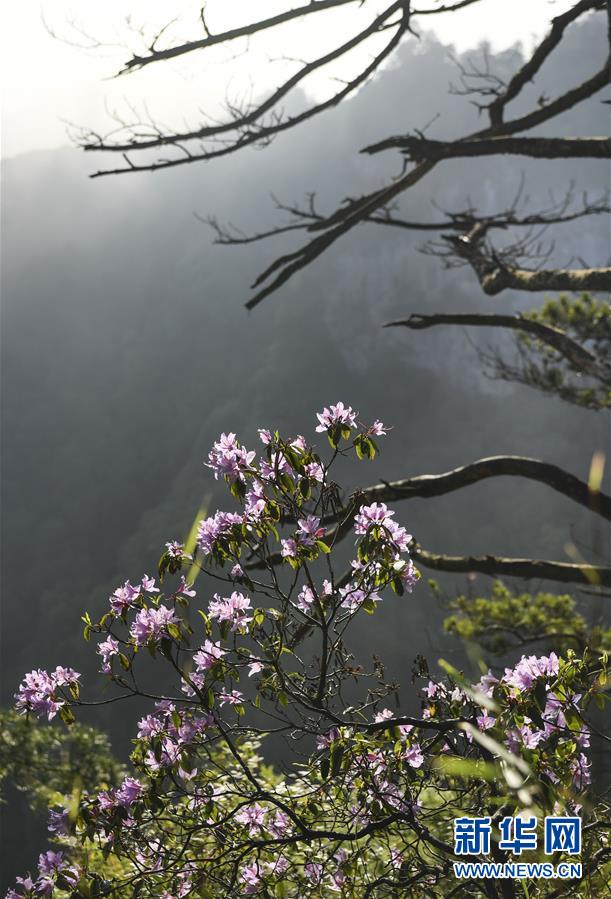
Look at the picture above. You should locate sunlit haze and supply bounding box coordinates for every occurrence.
[2,0,576,158]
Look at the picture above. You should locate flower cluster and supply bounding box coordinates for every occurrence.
[197,510,243,555]
[207,432,256,482]
[5,852,79,899]
[354,502,411,553]
[15,667,80,722]
[208,591,252,632]
[315,401,358,433]
[129,604,179,647]
[426,651,593,797]
[109,574,160,616]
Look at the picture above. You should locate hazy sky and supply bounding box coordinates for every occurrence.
[2,1,576,158]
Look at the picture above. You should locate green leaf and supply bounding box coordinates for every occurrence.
[167,623,182,641]
[330,743,345,777]
[59,705,75,726]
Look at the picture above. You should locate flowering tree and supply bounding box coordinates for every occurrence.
[7,405,610,898]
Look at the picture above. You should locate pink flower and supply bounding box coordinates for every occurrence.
[129,605,178,647]
[297,515,325,546]
[109,580,140,616]
[259,450,294,482]
[370,420,387,436]
[403,744,424,768]
[571,753,591,790]
[281,538,298,559]
[503,653,559,692]
[297,585,315,613]
[476,713,496,731]
[474,672,499,697]
[235,803,266,835]
[197,510,243,554]
[36,851,78,893]
[268,810,290,838]
[207,433,255,482]
[423,681,441,699]
[244,482,267,521]
[304,862,323,885]
[354,503,411,551]
[398,559,419,592]
[240,862,262,894]
[177,576,196,598]
[208,591,252,631]
[315,402,357,433]
[219,689,243,706]
[390,849,404,869]
[117,777,143,808]
[317,727,340,750]
[339,583,381,611]
[141,574,159,593]
[166,541,190,560]
[193,640,225,671]
[48,808,69,836]
[15,667,80,721]
[304,461,324,482]
[266,856,289,876]
[97,636,119,674]
[138,714,164,738]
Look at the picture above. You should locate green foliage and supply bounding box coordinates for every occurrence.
[0,708,123,812]
[524,293,611,345]
[443,580,611,656]
[512,293,611,409]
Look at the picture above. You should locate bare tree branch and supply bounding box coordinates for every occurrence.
[410,543,611,586]
[206,190,611,254]
[245,159,438,308]
[486,0,605,126]
[320,454,611,536]
[362,136,611,160]
[85,1,436,177]
[118,0,365,74]
[79,0,611,309]
[444,223,611,294]
[386,312,611,381]
[116,0,484,75]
